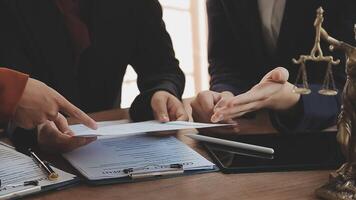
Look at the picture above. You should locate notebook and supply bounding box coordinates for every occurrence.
[0,142,79,200]
[63,134,216,185]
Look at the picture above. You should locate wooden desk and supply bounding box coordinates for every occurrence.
[2,109,331,200]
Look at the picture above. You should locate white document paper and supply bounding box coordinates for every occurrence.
[70,120,230,137]
[0,143,76,199]
[63,135,215,180]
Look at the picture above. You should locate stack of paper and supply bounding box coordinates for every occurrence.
[63,134,215,181]
[70,120,230,137]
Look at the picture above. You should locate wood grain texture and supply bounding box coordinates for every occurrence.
[29,170,330,200]
[1,106,332,200]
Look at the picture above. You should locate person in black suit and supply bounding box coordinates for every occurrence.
[191,0,355,133]
[0,0,187,152]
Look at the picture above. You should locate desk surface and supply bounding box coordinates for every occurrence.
[2,108,332,200]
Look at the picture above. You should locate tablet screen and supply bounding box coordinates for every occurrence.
[203,131,345,173]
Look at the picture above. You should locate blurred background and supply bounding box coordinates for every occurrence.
[121,0,209,107]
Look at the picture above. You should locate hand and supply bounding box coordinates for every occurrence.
[191,90,234,123]
[211,67,300,122]
[37,113,97,152]
[13,78,97,130]
[191,90,239,134]
[151,91,188,122]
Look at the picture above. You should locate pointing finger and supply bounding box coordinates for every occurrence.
[53,113,70,132]
[56,94,97,130]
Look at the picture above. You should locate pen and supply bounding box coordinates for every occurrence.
[28,149,59,180]
[209,146,274,160]
[186,134,275,154]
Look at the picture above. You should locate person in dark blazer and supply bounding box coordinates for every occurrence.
[191,0,356,133]
[0,0,187,152]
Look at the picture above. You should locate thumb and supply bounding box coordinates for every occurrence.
[53,113,72,134]
[213,91,233,112]
[151,96,170,122]
[214,96,228,112]
[269,67,289,83]
[56,94,98,130]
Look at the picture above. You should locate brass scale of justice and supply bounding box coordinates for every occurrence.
[292,7,339,96]
[292,6,356,200]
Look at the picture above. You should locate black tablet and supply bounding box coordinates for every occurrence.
[203,131,345,173]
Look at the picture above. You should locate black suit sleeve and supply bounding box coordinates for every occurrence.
[129,0,185,121]
[0,1,37,149]
[207,0,254,95]
[0,1,32,72]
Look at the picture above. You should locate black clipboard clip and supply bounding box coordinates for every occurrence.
[0,180,39,191]
[123,164,184,179]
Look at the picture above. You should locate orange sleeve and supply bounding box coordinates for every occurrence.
[0,68,29,122]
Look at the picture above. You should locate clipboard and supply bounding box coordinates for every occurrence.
[63,135,218,185]
[0,142,80,199]
[3,177,81,200]
[1,177,80,200]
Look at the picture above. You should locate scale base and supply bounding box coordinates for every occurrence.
[316,165,356,200]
